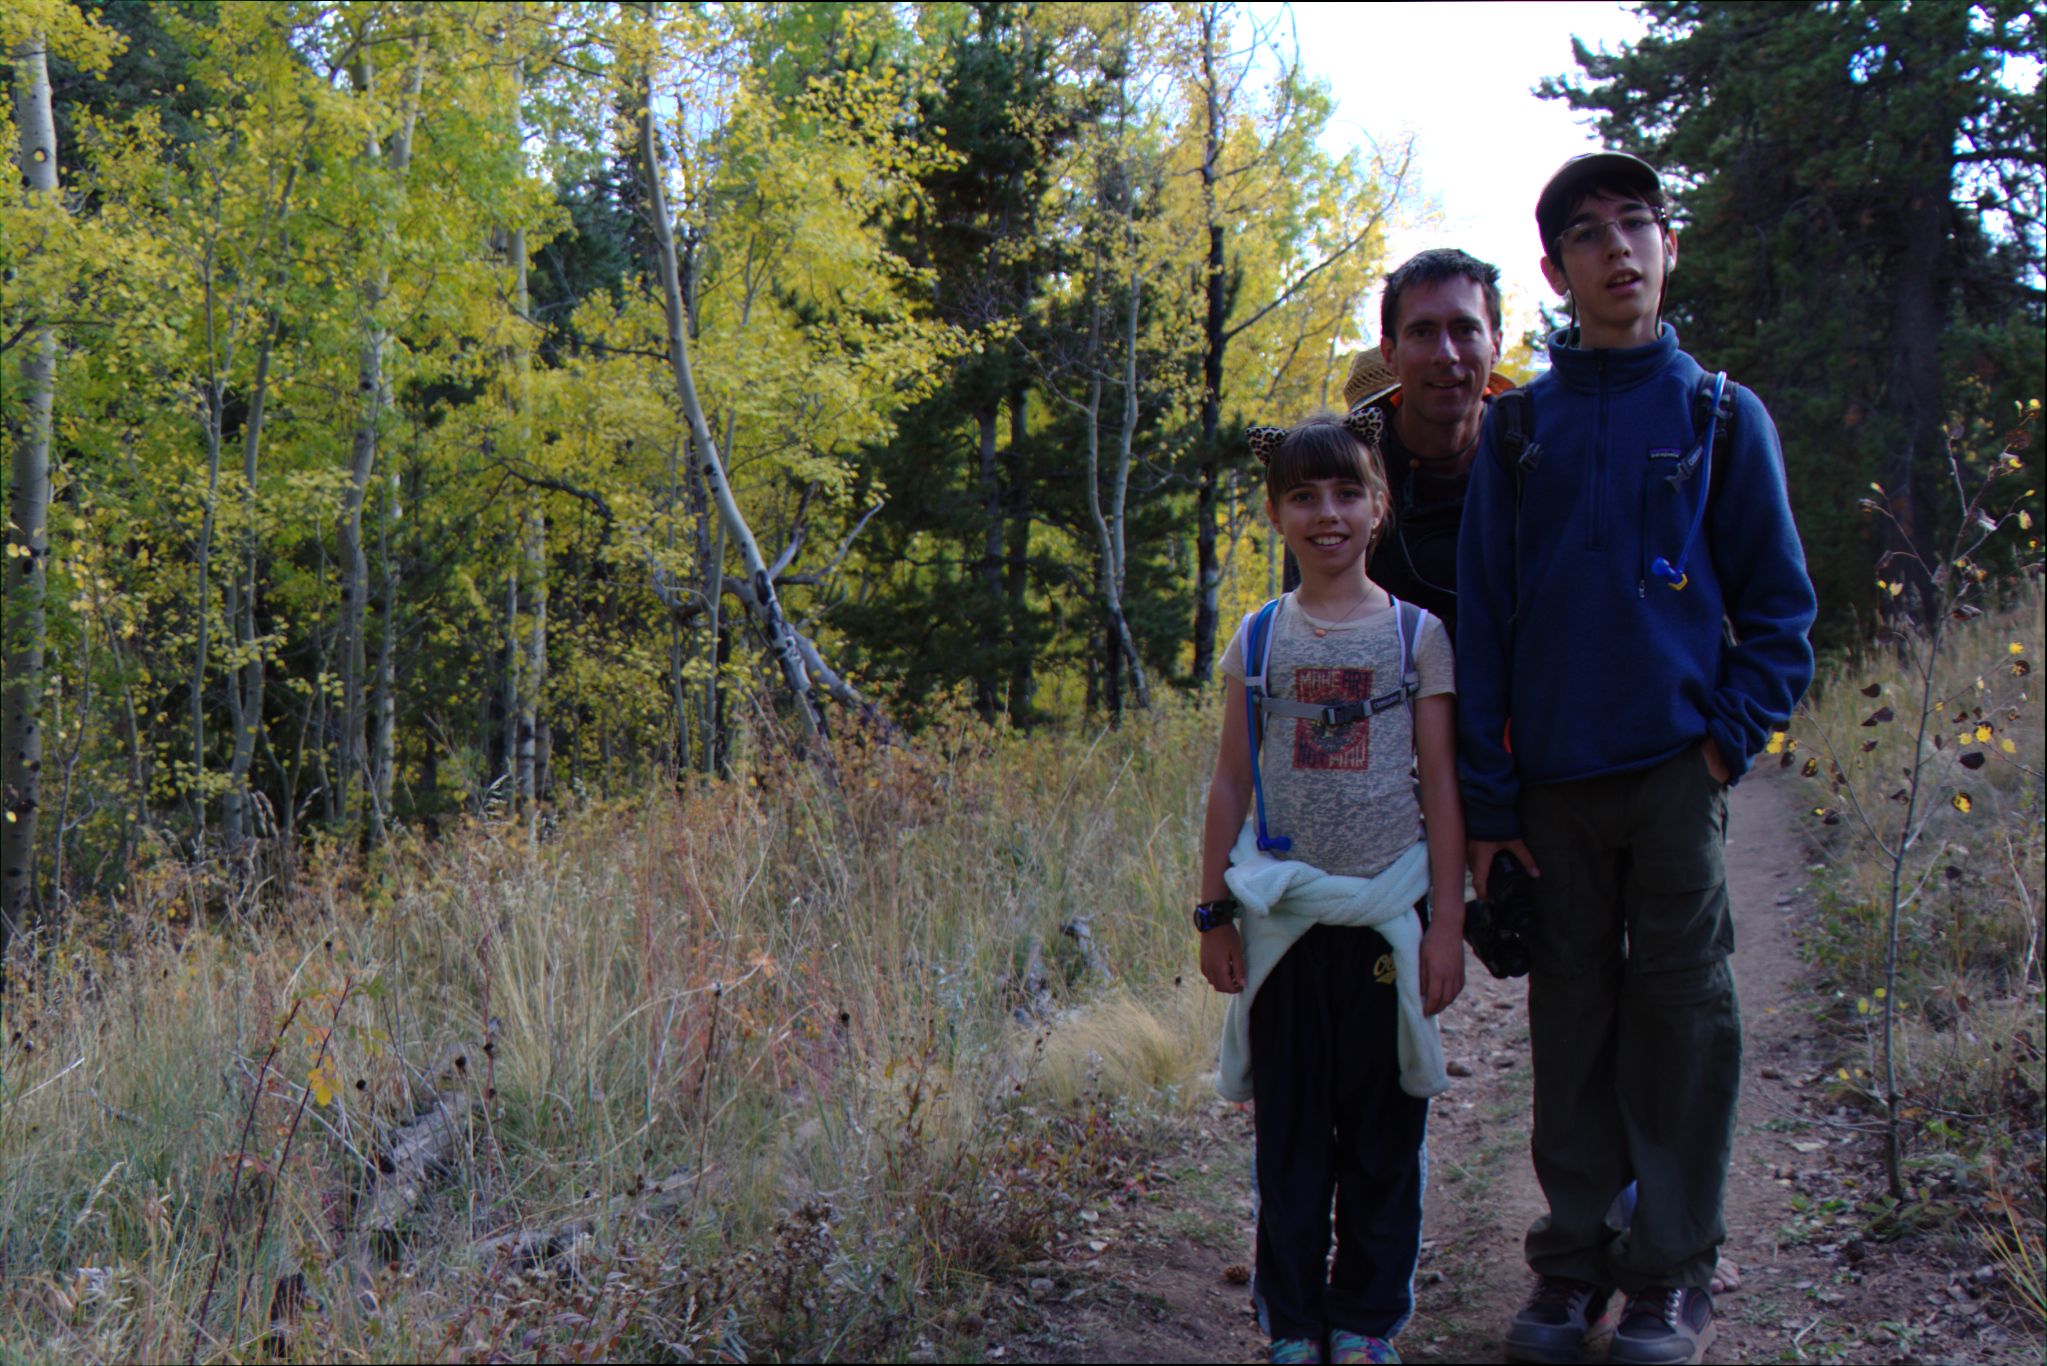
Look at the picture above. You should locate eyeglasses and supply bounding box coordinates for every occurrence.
[1556,211,1665,255]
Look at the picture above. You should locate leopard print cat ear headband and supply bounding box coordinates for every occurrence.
[1247,401,1385,465]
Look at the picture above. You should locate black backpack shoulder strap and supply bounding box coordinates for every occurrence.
[1693,371,1740,498]
[1491,387,1538,484]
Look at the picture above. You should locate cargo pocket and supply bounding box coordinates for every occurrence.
[1626,755,1733,972]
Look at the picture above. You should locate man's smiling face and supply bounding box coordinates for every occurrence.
[1379,276,1501,432]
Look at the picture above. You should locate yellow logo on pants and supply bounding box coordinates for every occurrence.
[1373,953,1396,985]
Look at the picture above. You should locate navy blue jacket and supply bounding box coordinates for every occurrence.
[1456,326,1818,841]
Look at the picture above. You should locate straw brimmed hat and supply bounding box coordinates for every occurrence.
[1342,348,1521,411]
[1342,351,1400,408]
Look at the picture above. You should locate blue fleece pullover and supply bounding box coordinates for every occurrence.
[1456,325,1818,841]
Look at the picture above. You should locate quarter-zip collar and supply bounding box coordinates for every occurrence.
[1546,322,1681,395]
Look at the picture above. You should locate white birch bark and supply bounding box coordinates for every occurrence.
[338,31,424,827]
[4,33,56,957]
[637,63,825,747]
[371,469,399,829]
[222,322,277,851]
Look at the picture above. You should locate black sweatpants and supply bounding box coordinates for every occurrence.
[1250,921,1431,1342]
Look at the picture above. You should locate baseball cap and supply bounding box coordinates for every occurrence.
[1536,151,1664,257]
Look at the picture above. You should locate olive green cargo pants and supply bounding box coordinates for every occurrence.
[1520,745,1739,1293]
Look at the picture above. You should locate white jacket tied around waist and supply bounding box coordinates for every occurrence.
[1215,822,1449,1103]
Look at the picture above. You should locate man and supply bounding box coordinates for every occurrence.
[1287,248,1513,640]
[1458,152,1817,1366]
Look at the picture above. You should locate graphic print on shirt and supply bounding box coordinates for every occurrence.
[1290,666,1372,771]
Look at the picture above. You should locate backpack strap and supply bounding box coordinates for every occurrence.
[1693,369,1743,503]
[1491,388,1541,493]
[1241,597,1429,854]
[1650,371,1730,590]
[1241,598,1290,852]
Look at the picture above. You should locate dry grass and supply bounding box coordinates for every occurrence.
[1,700,1230,1362]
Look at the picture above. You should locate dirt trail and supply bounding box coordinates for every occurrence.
[1008,772,2036,1364]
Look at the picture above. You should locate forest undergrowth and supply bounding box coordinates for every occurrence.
[1789,588,2047,1331]
[1,701,1229,1363]
[6,596,2044,1363]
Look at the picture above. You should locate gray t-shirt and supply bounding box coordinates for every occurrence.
[1219,594,1455,878]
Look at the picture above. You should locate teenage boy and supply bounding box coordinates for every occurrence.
[1455,153,1817,1366]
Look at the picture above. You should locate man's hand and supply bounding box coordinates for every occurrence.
[1419,918,1466,1017]
[1702,737,1732,786]
[1199,923,1247,994]
[1467,838,1540,900]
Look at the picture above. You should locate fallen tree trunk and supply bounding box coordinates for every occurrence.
[353,1090,473,1259]
[1061,916,1112,983]
[472,1169,695,1275]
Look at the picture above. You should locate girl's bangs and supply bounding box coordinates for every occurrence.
[1265,421,1384,502]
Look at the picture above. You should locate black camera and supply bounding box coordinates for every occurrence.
[1463,850,1536,979]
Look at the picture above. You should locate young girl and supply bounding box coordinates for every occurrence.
[1194,407,1468,1366]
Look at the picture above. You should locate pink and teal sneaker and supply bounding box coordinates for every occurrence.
[1328,1329,1401,1364]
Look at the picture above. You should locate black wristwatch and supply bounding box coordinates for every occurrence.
[1193,897,1240,932]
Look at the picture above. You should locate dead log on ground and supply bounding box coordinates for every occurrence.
[1061,916,1112,982]
[473,1169,695,1277]
[353,1090,473,1261]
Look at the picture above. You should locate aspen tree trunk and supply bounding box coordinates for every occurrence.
[975,408,1003,719]
[637,62,826,749]
[1082,264,1150,719]
[517,496,545,835]
[191,271,226,838]
[1082,289,1118,721]
[1004,394,1033,719]
[501,563,520,797]
[1190,5,1227,686]
[338,33,424,829]
[4,33,57,962]
[507,220,546,826]
[1107,68,1150,713]
[665,436,690,773]
[222,323,278,852]
[701,511,725,775]
[1110,270,1151,710]
[370,470,398,830]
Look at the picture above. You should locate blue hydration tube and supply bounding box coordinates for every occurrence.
[1650,370,1726,591]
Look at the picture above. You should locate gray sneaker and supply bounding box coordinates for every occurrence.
[1608,1286,1714,1366]
[1504,1276,1617,1364]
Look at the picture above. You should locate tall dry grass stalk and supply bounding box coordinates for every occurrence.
[2,701,1230,1361]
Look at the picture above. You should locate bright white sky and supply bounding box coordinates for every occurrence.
[1256,1,1652,353]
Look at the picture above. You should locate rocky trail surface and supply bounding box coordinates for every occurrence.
[986,773,2039,1364]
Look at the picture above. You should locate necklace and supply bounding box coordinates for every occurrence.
[1394,404,1483,469]
[1297,589,1379,638]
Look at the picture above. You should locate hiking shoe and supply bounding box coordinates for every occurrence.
[1608,1286,1714,1366]
[1269,1338,1322,1364]
[1503,1275,1617,1364]
[1328,1329,1400,1363]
